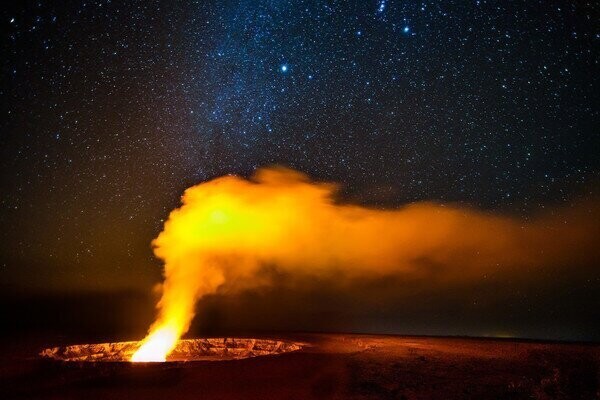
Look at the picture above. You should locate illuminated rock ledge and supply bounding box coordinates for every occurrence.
[40,338,304,362]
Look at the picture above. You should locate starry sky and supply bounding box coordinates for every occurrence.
[1,1,599,339]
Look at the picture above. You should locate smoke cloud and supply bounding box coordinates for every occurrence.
[132,167,599,360]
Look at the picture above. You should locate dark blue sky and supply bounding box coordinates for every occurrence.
[1,0,598,302]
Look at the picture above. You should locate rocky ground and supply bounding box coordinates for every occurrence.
[1,333,598,399]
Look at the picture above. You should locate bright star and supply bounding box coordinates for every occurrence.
[280,64,288,73]
[403,26,410,33]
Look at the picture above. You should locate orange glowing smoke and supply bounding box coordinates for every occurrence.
[131,167,598,362]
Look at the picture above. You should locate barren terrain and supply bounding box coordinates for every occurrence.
[1,333,598,399]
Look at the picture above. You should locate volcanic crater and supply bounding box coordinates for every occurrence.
[40,338,304,362]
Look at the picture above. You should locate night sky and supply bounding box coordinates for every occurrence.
[1,1,599,340]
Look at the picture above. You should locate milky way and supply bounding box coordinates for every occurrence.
[1,1,598,296]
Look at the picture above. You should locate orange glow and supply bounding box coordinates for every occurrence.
[131,167,598,362]
[131,326,179,362]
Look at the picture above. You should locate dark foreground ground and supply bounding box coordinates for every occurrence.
[1,333,598,400]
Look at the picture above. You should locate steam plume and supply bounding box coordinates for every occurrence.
[132,167,598,361]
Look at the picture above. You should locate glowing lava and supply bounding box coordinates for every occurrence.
[131,326,179,362]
